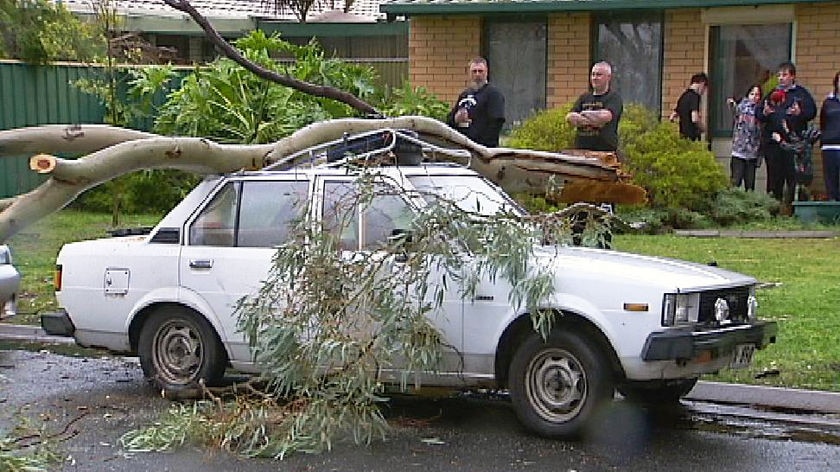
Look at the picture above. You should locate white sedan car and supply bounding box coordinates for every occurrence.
[42,129,777,438]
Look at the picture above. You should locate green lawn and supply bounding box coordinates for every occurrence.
[5,210,840,392]
[613,233,840,392]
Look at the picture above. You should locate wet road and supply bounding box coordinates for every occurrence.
[2,347,840,472]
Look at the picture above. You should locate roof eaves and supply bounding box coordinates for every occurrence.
[380,0,834,17]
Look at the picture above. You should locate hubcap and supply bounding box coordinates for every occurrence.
[153,321,203,385]
[525,347,587,422]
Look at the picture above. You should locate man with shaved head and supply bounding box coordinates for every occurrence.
[566,61,623,151]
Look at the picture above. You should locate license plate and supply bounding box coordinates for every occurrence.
[730,344,755,369]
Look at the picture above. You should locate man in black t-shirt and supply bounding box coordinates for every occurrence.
[566,61,623,151]
[670,72,709,141]
[446,57,506,147]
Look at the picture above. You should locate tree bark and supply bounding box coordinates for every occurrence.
[0,116,644,242]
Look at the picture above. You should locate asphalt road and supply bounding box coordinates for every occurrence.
[3,348,840,472]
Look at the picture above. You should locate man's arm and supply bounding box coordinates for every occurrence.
[691,110,705,132]
[579,109,613,127]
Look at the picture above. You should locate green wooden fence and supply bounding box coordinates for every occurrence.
[0,61,107,197]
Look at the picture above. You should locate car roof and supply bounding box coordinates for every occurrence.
[229,162,480,180]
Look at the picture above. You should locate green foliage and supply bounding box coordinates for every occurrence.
[0,0,104,63]
[75,64,178,128]
[617,102,660,152]
[513,193,562,214]
[506,104,575,152]
[376,83,450,121]
[623,121,728,211]
[155,31,379,143]
[73,170,200,214]
[0,420,62,472]
[709,187,780,226]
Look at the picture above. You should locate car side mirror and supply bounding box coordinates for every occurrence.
[389,229,412,263]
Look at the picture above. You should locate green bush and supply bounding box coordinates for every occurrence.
[506,104,575,152]
[623,121,727,212]
[617,103,660,152]
[709,187,780,225]
[74,171,199,216]
[377,83,450,122]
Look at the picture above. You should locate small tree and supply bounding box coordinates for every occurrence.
[0,0,104,63]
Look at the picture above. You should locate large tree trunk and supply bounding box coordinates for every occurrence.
[0,116,644,242]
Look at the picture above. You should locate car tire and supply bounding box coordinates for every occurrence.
[138,307,227,394]
[617,378,699,405]
[508,329,614,438]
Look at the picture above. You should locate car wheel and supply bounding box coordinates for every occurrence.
[138,307,226,393]
[617,378,699,404]
[508,330,614,438]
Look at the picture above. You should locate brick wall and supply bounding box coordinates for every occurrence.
[408,17,482,104]
[662,9,706,120]
[546,13,592,108]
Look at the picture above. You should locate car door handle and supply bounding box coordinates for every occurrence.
[189,259,213,269]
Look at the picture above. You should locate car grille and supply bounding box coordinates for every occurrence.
[698,286,751,324]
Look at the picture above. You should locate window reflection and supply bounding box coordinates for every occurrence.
[710,24,791,136]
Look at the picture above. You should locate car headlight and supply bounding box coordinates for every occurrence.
[662,293,700,326]
[747,294,759,321]
[714,297,730,322]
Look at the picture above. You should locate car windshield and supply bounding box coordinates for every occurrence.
[407,175,525,217]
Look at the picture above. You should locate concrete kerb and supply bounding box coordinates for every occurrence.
[674,229,839,238]
[688,381,840,414]
[2,323,839,415]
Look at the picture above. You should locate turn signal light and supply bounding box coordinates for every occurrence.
[54,264,62,292]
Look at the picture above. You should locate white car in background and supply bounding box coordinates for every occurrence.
[0,244,20,319]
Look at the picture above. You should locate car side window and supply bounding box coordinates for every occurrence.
[322,181,359,251]
[237,180,309,248]
[322,180,413,251]
[361,191,413,250]
[189,182,238,246]
[189,179,309,247]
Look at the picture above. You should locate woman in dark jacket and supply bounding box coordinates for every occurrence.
[820,71,840,201]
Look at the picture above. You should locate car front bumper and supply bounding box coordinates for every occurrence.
[641,320,778,361]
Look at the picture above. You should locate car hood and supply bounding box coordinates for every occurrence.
[539,246,756,291]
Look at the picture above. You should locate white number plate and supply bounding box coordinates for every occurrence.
[730,344,755,369]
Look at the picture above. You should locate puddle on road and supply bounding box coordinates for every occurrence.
[684,401,840,446]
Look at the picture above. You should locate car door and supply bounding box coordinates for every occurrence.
[318,176,466,382]
[179,176,310,364]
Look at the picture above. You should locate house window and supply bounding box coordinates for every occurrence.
[709,24,792,136]
[595,13,663,114]
[485,19,547,129]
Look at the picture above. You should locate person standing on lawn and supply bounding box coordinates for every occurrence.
[727,84,764,191]
[565,61,623,152]
[756,61,817,205]
[820,70,840,201]
[446,57,506,147]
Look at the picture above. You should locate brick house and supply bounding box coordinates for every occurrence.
[381,0,840,196]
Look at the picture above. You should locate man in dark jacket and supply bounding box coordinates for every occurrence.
[756,61,817,205]
[670,72,709,141]
[446,57,506,147]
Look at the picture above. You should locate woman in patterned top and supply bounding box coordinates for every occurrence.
[727,84,764,191]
